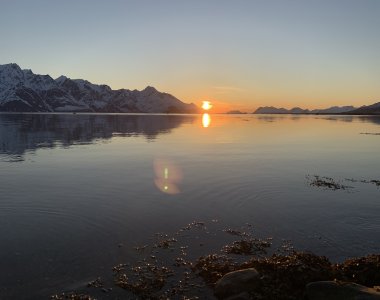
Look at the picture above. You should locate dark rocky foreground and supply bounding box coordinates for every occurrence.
[212,253,380,299]
[50,221,380,300]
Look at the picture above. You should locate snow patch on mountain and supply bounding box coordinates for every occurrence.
[0,63,199,113]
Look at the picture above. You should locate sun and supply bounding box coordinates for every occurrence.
[202,101,213,111]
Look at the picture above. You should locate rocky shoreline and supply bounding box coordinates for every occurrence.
[211,252,380,299]
[51,221,380,300]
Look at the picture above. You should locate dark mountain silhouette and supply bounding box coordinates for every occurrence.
[254,106,356,114]
[343,102,380,115]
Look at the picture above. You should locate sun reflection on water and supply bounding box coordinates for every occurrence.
[202,113,211,128]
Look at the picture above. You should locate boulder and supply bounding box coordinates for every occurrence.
[214,268,259,299]
[306,281,380,300]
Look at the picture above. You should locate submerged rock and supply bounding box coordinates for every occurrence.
[214,268,259,299]
[306,281,380,300]
[225,292,251,300]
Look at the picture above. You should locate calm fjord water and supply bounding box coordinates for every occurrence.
[0,113,379,298]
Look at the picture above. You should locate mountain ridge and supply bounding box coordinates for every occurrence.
[253,105,367,115]
[0,63,199,113]
[341,102,380,115]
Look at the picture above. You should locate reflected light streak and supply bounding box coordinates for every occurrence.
[202,113,211,128]
[153,158,183,194]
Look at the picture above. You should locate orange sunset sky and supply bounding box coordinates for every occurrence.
[1,0,379,113]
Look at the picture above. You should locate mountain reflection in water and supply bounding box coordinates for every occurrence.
[0,113,196,161]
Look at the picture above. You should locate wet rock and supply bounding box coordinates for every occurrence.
[336,255,380,286]
[214,268,259,299]
[240,252,333,299]
[193,254,238,285]
[306,281,380,300]
[225,292,251,300]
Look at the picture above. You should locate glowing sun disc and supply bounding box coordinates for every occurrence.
[202,101,212,111]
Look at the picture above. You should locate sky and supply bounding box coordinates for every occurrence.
[0,0,379,112]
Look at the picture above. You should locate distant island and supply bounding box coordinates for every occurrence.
[253,103,380,115]
[226,110,247,114]
[0,63,199,113]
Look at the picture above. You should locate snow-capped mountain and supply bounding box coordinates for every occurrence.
[0,63,199,113]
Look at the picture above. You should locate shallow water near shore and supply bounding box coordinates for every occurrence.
[0,113,379,299]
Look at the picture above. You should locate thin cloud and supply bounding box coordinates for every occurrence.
[212,86,245,93]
